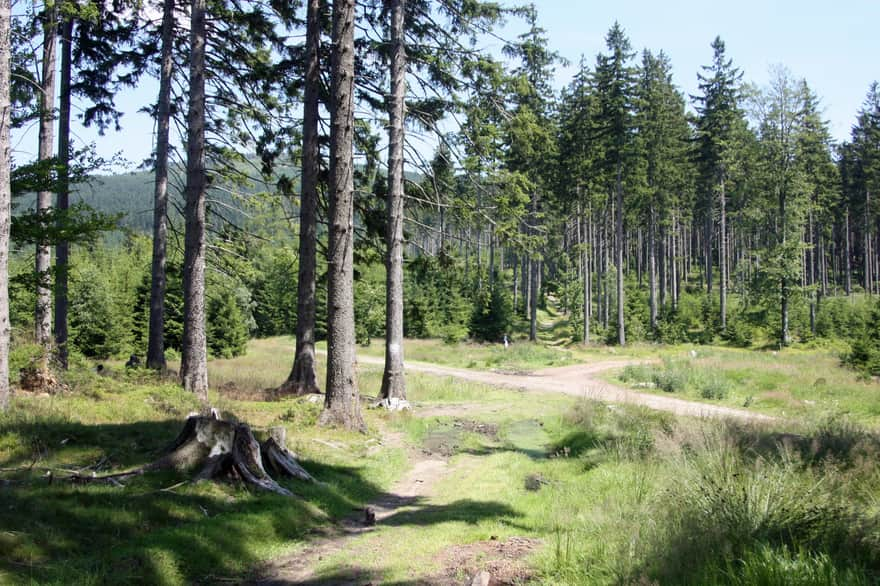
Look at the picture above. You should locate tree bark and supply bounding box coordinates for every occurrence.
[280,0,322,396]
[719,174,727,331]
[845,208,852,296]
[0,0,11,411]
[35,8,56,366]
[583,208,591,344]
[648,204,657,331]
[147,0,175,371]
[380,0,406,401]
[321,0,364,431]
[866,190,872,295]
[180,0,209,401]
[615,168,625,346]
[52,18,72,369]
[529,257,537,341]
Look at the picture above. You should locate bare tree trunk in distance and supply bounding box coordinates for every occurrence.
[845,208,852,296]
[54,18,72,369]
[648,204,657,331]
[35,8,56,369]
[615,169,625,346]
[179,0,209,402]
[279,0,321,395]
[380,0,406,402]
[528,192,538,341]
[0,0,12,411]
[719,174,727,331]
[147,0,175,371]
[321,0,364,430]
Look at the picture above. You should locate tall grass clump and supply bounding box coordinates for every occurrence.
[642,432,878,584]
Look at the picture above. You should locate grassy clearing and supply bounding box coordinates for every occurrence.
[285,386,880,585]
[611,346,880,424]
[0,355,410,585]
[5,331,880,584]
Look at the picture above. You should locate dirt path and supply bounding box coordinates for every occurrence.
[253,432,450,585]
[356,355,772,422]
[255,353,770,584]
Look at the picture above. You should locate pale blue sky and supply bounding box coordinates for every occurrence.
[12,0,879,170]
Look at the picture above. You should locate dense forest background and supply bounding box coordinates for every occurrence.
[4,2,880,387]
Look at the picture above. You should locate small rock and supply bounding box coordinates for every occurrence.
[470,570,491,586]
[372,397,411,412]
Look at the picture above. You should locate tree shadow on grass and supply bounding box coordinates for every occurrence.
[380,498,526,530]
[261,567,438,586]
[0,417,389,585]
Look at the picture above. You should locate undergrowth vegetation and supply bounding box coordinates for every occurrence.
[538,402,880,585]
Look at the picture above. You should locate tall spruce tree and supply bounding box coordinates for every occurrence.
[279,0,322,396]
[321,0,364,430]
[146,0,175,371]
[635,50,690,333]
[0,0,10,411]
[179,0,209,401]
[593,23,635,345]
[693,36,745,331]
[380,0,407,403]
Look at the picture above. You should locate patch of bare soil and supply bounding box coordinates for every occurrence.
[434,536,543,585]
[422,419,499,457]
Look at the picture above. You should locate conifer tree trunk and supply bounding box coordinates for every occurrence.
[180,0,209,402]
[719,174,727,331]
[528,192,538,341]
[280,0,321,395]
[615,169,625,346]
[704,211,713,294]
[0,0,12,411]
[648,204,657,331]
[54,18,72,369]
[780,180,790,347]
[380,0,406,402]
[35,9,56,367]
[583,211,591,344]
[866,190,872,295]
[529,257,537,341]
[671,212,679,308]
[147,0,175,371]
[321,0,364,430]
[512,254,518,309]
[809,208,817,335]
[845,208,852,295]
[658,222,667,307]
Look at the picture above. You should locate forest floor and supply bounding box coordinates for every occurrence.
[252,357,671,585]
[3,311,880,584]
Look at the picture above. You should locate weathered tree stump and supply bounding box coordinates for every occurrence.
[70,416,313,495]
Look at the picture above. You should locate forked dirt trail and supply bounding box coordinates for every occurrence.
[358,355,772,422]
[254,356,769,585]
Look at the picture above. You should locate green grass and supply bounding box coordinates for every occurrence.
[611,345,880,425]
[0,355,409,585]
[5,327,880,584]
[293,394,880,585]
